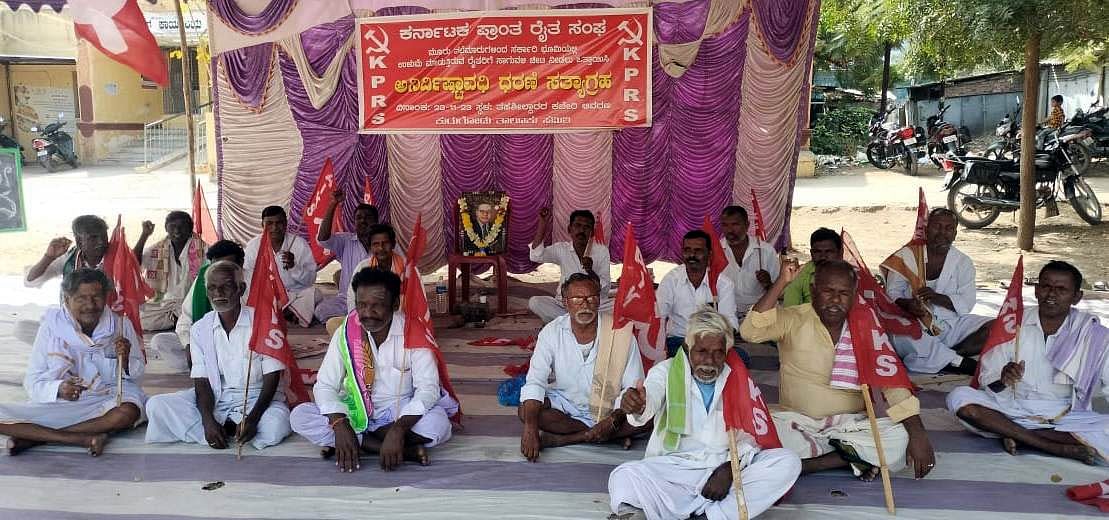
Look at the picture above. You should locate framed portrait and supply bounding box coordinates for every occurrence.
[458,191,509,256]
[0,148,25,233]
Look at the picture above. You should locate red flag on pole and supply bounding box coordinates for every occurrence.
[701,215,728,299]
[722,350,782,449]
[103,215,154,358]
[363,176,376,205]
[593,214,605,245]
[848,295,915,391]
[402,215,461,422]
[613,224,667,365]
[974,256,1024,388]
[245,227,310,406]
[71,0,168,87]
[304,158,340,268]
[750,189,767,242]
[192,181,218,246]
[910,187,929,245]
[841,230,923,339]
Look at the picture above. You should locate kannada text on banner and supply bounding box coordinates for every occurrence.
[357,9,652,133]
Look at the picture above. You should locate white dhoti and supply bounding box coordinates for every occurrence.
[891,313,992,373]
[528,296,614,323]
[313,295,348,323]
[608,448,800,520]
[290,399,453,449]
[144,388,291,450]
[285,287,317,328]
[947,386,1109,462]
[140,300,179,332]
[149,333,190,372]
[547,388,596,428]
[772,410,910,474]
[0,381,146,430]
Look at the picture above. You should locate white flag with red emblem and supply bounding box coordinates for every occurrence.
[71,0,168,87]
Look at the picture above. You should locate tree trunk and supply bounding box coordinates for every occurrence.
[879,41,892,117]
[1018,32,1041,251]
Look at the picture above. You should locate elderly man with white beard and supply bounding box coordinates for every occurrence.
[518,272,646,461]
[607,308,801,520]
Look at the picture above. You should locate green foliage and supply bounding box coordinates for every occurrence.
[811,106,874,156]
[816,0,914,94]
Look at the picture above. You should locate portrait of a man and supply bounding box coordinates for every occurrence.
[459,192,509,256]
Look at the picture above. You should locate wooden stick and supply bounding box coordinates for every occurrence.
[236,347,255,460]
[114,315,123,407]
[861,384,896,515]
[1011,332,1022,398]
[727,429,749,520]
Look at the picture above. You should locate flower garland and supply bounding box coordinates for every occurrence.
[459,194,510,255]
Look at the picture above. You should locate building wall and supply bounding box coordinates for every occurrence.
[0,6,76,60]
[6,63,77,162]
[75,39,163,163]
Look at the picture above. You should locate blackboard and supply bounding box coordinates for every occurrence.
[0,148,26,232]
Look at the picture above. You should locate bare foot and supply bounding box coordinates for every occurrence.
[622,437,634,451]
[857,465,881,482]
[1001,437,1018,456]
[321,447,336,459]
[88,434,109,457]
[1057,444,1099,465]
[404,444,430,466]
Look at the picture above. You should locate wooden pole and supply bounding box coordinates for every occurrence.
[727,430,749,520]
[861,383,896,515]
[114,315,123,407]
[173,0,198,199]
[1017,32,1042,251]
[236,348,255,460]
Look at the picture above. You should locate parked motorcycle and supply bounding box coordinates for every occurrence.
[0,116,23,165]
[866,105,926,175]
[926,102,972,167]
[988,99,1094,174]
[30,113,78,172]
[943,129,1101,229]
[985,101,1021,161]
[1059,101,1107,172]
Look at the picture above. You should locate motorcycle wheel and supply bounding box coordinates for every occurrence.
[1066,142,1092,174]
[1068,177,1102,225]
[38,156,55,173]
[902,149,918,176]
[947,180,1001,229]
[67,157,79,169]
[866,142,893,169]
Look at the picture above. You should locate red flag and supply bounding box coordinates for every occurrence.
[841,230,923,339]
[102,216,154,359]
[974,256,1024,388]
[593,214,605,245]
[701,215,728,298]
[402,215,462,422]
[722,350,782,449]
[304,158,341,268]
[192,181,218,246]
[910,187,929,245]
[363,176,375,205]
[72,0,168,87]
[750,189,767,242]
[245,228,310,406]
[613,224,667,364]
[848,295,915,391]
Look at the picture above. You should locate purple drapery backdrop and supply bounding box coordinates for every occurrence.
[440,134,496,255]
[496,135,553,273]
[752,0,810,63]
[278,15,391,237]
[221,44,274,111]
[611,12,749,263]
[653,0,709,44]
[209,0,299,35]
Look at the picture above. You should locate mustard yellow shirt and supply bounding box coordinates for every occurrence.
[739,304,919,423]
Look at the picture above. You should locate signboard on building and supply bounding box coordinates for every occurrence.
[356,9,652,133]
[145,12,207,46]
[0,149,26,233]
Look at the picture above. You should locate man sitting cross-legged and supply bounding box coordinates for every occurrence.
[290,268,459,472]
[133,211,207,332]
[144,261,292,451]
[607,308,801,520]
[947,261,1108,465]
[741,260,936,481]
[519,272,647,461]
[528,208,612,323]
[313,190,379,323]
[657,230,738,358]
[0,269,145,456]
[244,206,317,327]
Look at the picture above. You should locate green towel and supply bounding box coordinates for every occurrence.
[660,347,689,451]
[189,263,212,323]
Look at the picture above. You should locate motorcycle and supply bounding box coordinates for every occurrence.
[926,102,972,167]
[942,128,1101,229]
[985,101,1021,161]
[0,116,23,165]
[30,113,78,172]
[866,105,926,175]
[1059,101,1107,172]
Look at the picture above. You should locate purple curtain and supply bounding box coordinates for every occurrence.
[653,0,711,44]
[209,0,299,35]
[495,135,553,272]
[777,0,822,250]
[440,135,497,256]
[220,44,274,112]
[752,0,810,63]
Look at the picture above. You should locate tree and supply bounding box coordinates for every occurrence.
[902,0,1109,250]
[817,0,913,111]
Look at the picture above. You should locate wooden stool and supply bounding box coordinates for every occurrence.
[447,254,509,315]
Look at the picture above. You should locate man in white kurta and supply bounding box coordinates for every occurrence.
[0,269,145,456]
[883,208,991,373]
[528,208,613,323]
[244,206,317,328]
[608,308,800,520]
[719,205,779,325]
[290,269,457,472]
[145,262,291,451]
[134,211,207,332]
[947,261,1109,464]
[657,230,738,358]
[519,273,644,460]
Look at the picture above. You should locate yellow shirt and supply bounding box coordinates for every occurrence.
[739,304,919,422]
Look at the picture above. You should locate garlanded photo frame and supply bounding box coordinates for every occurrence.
[458,191,509,256]
[0,148,26,233]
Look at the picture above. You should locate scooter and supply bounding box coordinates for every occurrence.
[30,113,78,172]
[0,116,22,165]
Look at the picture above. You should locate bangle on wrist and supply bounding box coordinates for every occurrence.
[328,416,349,430]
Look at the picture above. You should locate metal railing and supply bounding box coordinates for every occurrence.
[143,102,211,170]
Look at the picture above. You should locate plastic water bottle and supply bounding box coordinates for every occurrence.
[435,275,447,314]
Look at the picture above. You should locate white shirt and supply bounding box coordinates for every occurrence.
[314,313,442,419]
[244,233,316,293]
[885,246,977,332]
[980,308,1109,410]
[720,237,779,317]
[190,306,285,395]
[520,314,644,408]
[529,241,611,297]
[657,267,738,337]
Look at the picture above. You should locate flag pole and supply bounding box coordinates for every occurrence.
[173,0,198,200]
[861,383,896,515]
[236,347,255,460]
[727,429,749,520]
[114,315,123,407]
